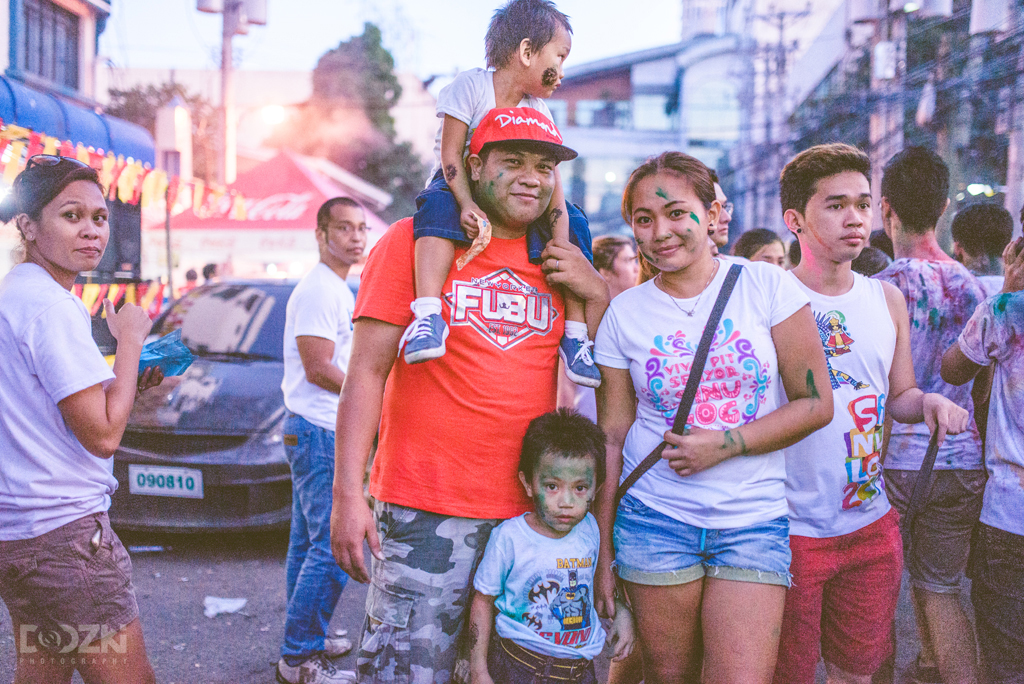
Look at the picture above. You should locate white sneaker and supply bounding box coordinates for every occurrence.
[276,654,356,684]
[323,636,353,658]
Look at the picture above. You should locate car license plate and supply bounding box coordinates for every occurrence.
[128,465,204,499]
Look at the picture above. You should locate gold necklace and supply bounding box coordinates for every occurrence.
[657,259,720,317]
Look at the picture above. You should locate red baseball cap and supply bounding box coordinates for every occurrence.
[469,107,577,162]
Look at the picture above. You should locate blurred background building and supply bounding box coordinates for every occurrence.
[0,0,154,278]
[3,0,1022,282]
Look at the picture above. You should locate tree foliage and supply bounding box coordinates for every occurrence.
[312,23,402,139]
[105,83,216,182]
[268,22,428,221]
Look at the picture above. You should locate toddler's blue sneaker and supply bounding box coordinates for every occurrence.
[400,313,449,364]
[559,334,601,388]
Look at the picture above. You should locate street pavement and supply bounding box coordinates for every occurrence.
[0,529,959,683]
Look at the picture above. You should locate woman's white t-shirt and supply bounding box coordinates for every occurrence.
[595,261,809,529]
[0,263,117,540]
[429,68,553,181]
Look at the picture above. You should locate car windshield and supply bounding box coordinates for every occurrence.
[151,283,292,361]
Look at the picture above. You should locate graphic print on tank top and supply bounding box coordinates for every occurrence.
[816,310,869,390]
[813,308,885,510]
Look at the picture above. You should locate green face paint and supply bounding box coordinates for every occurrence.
[689,212,700,224]
[477,179,497,206]
[523,452,596,539]
[656,187,669,200]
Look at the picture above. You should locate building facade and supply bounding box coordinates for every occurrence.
[0,0,155,279]
[550,35,745,237]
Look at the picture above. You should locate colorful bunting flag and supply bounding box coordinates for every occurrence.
[0,121,247,215]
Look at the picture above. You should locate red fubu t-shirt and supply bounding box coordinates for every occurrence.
[354,218,565,519]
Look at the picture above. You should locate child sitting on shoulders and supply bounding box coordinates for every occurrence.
[401,0,600,389]
[468,409,634,684]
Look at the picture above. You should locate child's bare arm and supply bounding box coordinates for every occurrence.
[607,596,636,661]
[547,168,570,243]
[440,115,486,238]
[468,591,496,684]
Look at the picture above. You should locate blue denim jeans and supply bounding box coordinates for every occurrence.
[282,413,349,664]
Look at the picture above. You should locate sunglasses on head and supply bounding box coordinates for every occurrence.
[24,154,91,172]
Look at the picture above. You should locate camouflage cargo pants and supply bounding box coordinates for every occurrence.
[356,500,499,684]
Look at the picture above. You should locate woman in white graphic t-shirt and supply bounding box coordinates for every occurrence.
[592,151,833,683]
[0,156,160,684]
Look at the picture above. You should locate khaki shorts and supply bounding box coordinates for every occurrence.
[0,511,138,654]
[886,468,986,593]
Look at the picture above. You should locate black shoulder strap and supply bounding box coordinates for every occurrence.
[616,263,743,505]
[901,430,940,554]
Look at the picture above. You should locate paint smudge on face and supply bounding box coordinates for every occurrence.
[689,212,700,225]
[541,67,558,88]
[523,452,596,538]
[656,187,669,200]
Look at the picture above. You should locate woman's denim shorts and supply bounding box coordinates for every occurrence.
[613,493,792,587]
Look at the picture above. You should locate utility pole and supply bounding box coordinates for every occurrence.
[868,0,906,231]
[753,3,810,232]
[1004,37,1024,236]
[197,0,267,185]
[933,0,1008,243]
[220,1,241,186]
[1003,1,1024,236]
[735,5,758,237]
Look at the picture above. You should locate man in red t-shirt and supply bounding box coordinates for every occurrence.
[330,108,609,684]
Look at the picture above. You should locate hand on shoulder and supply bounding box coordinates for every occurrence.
[541,238,609,304]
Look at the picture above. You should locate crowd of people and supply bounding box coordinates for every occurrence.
[1,2,1023,684]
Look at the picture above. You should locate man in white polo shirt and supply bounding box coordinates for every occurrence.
[277,197,366,684]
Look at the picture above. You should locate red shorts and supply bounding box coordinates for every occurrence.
[773,508,903,683]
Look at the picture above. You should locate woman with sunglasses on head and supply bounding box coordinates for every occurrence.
[0,155,159,684]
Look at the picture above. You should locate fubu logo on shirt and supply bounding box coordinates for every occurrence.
[446,268,558,350]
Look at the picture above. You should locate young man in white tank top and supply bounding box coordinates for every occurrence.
[772,144,969,684]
